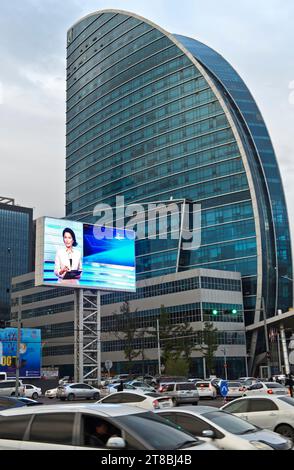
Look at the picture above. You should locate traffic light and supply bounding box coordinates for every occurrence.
[212,309,218,316]
[224,308,238,315]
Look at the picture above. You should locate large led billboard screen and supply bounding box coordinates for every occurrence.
[0,328,41,378]
[35,217,136,291]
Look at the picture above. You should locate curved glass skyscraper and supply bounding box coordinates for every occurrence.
[66,10,292,367]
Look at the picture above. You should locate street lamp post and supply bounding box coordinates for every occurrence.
[15,296,22,397]
[222,347,228,380]
[156,319,161,376]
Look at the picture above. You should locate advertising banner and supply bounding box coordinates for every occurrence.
[35,217,136,291]
[0,328,41,378]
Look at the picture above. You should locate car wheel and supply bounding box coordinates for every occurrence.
[67,393,75,401]
[172,398,178,407]
[11,392,15,396]
[93,392,100,400]
[32,392,38,400]
[192,401,198,406]
[275,424,294,440]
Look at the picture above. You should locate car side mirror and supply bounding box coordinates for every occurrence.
[202,430,215,439]
[106,437,126,449]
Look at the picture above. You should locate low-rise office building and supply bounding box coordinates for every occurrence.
[11,268,246,378]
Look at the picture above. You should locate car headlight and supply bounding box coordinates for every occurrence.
[250,441,274,450]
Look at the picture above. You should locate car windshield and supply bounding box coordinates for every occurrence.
[228,382,241,387]
[115,412,199,449]
[203,411,257,435]
[277,397,294,406]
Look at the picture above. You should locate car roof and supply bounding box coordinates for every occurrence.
[221,395,290,407]
[0,403,145,418]
[157,406,221,415]
[101,390,150,398]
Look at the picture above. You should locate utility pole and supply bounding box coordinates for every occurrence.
[262,297,272,379]
[15,296,22,397]
[223,347,228,380]
[156,319,161,376]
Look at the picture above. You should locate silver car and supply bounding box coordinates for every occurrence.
[159,382,199,406]
[157,406,293,450]
[0,404,218,450]
[56,383,100,401]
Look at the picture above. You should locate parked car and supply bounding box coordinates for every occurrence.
[56,383,100,401]
[134,375,158,386]
[126,380,156,392]
[221,395,294,440]
[0,380,25,397]
[272,374,286,385]
[238,377,259,388]
[17,397,43,406]
[0,397,41,410]
[195,381,217,399]
[243,382,289,397]
[0,404,218,450]
[159,382,199,406]
[157,406,292,450]
[58,376,71,385]
[105,383,137,394]
[23,384,42,400]
[108,374,131,384]
[0,396,27,410]
[226,381,245,399]
[98,390,174,410]
[45,387,58,399]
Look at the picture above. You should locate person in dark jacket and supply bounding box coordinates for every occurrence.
[285,374,294,397]
[117,380,124,392]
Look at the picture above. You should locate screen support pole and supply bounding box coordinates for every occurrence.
[74,289,101,385]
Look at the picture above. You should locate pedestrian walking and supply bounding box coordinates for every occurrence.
[285,374,294,397]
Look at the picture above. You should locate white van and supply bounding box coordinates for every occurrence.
[0,380,25,397]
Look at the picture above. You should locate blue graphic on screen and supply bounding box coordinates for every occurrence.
[0,328,41,378]
[81,224,136,291]
[42,217,136,291]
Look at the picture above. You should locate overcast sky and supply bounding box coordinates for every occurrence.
[0,0,293,241]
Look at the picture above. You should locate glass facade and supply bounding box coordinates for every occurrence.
[0,203,33,321]
[66,10,292,359]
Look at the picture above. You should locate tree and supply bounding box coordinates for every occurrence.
[165,357,189,376]
[112,301,140,371]
[156,305,196,370]
[200,322,219,377]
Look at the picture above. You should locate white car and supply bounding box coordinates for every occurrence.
[0,404,217,450]
[98,390,174,410]
[126,380,156,393]
[243,382,289,397]
[57,383,100,401]
[45,387,58,399]
[226,381,245,399]
[105,383,137,394]
[195,381,217,399]
[0,380,25,397]
[157,406,292,450]
[221,395,294,441]
[23,384,42,400]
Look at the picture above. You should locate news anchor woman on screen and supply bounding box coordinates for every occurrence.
[54,228,82,279]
